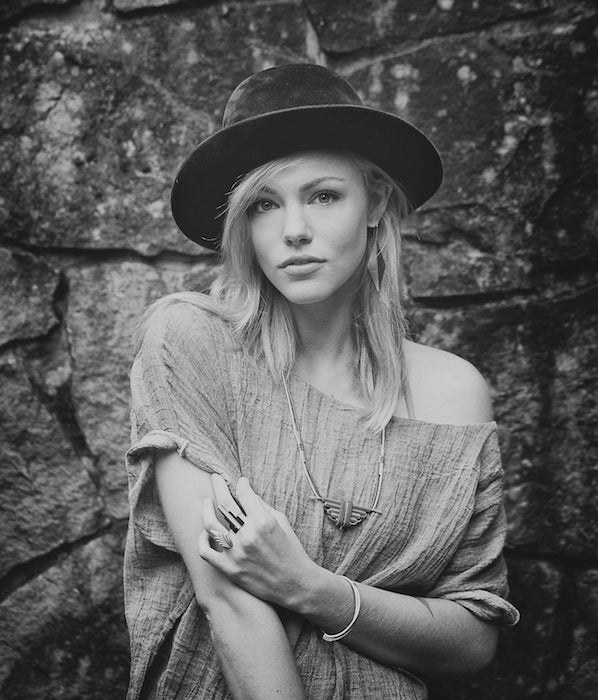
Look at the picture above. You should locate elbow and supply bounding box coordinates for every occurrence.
[426,622,498,676]
[466,643,497,675]
[455,624,499,675]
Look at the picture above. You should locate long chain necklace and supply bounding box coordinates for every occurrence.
[282,374,385,530]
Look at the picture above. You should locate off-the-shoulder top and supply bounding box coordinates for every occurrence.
[123,297,519,700]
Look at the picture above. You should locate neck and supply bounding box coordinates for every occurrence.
[288,297,362,404]
[291,300,354,362]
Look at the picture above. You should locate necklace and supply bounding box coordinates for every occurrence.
[282,374,385,529]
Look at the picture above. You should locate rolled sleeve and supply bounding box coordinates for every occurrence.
[428,430,520,626]
[126,298,241,552]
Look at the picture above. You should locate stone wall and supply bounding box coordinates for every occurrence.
[0,0,596,697]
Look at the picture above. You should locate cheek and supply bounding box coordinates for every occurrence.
[336,218,368,264]
[345,241,367,278]
[249,229,271,270]
[249,215,281,261]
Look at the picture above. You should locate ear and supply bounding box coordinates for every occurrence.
[367,183,392,228]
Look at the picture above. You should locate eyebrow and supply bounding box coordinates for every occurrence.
[262,176,347,194]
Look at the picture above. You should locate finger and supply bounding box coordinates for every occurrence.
[198,528,214,559]
[236,476,280,516]
[235,476,271,518]
[212,474,245,518]
[202,497,225,531]
[211,474,246,531]
[200,500,234,554]
[230,490,247,516]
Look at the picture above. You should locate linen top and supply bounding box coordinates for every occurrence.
[123,297,519,700]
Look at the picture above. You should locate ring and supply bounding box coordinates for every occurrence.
[207,528,233,552]
[217,505,245,533]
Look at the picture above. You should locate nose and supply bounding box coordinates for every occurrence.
[282,204,312,246]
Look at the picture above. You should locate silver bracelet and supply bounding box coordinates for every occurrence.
[322,575,361,642]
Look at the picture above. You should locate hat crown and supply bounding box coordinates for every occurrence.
[172,63,443,249]
[222,64,363,127]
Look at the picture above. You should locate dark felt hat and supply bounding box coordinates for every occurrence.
[171,63,443,251]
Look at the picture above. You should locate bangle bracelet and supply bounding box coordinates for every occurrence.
[322,575,361,642]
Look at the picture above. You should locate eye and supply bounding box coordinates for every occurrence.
[311,191,339,205]
[249,198,277,215]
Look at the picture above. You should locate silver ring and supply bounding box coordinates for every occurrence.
[217,505,245,533]
[207,529,233,551]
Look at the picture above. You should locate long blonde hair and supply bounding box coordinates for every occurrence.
[141,152,412,432]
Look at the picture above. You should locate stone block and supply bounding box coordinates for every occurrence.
[0,528,128,699]
[410,292,598,557]
[0,248,59,346]
[560,569,598,698]
[22,324,73,399]
[114,0,182,11]
[306,0,552,53]
[0,351,105,575]
[402,234,533,298]
[66,257,219,518]
[0,0,70,23]
[341,3,598,263]
[0,1,306,254]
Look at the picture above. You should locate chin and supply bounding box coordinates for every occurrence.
[284,291,332,306]
[270,275,357,308]
[283,285,352,308]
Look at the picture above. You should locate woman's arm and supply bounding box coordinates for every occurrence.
[289,567,498,675]
[199,360,504,677]
[155,451,305,699]
[200,476,497,677]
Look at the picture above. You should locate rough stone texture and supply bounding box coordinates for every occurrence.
[0,351,105,574]
[66,257,219,518]
[0,0,71,23]
[410,290,598,557]
[0,528,128,699]
[402,233,534,298]
[113,0,183,12]
[0,247,60,346]
[0,0,596,697]
[345,3,598,264]
[306,0,554,53]
[0,0,306,255]
[562,569,598,698]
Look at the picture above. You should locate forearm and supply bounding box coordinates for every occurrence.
[197,474,497,677]
[289,567,498,675]
[155,453,304,699]
[205,591,305,699]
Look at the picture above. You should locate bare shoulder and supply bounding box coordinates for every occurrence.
[403,339,494,425]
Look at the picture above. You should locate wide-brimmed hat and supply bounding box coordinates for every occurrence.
[171,63,442,251]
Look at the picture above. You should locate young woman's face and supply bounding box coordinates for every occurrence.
[248,151,374,309]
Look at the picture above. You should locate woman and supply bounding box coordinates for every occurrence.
[124,64,519,699]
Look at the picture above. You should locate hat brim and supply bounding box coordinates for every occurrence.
[171,105,443,250]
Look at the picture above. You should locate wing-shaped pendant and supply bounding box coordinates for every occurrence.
[321,498,379,529]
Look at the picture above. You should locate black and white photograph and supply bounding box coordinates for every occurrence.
[0,1,596,698]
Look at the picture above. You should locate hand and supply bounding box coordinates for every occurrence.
[198,475,320,609]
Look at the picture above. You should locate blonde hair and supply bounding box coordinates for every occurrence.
[141,152,412,433]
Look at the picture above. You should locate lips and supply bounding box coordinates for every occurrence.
[280,256,325,268]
